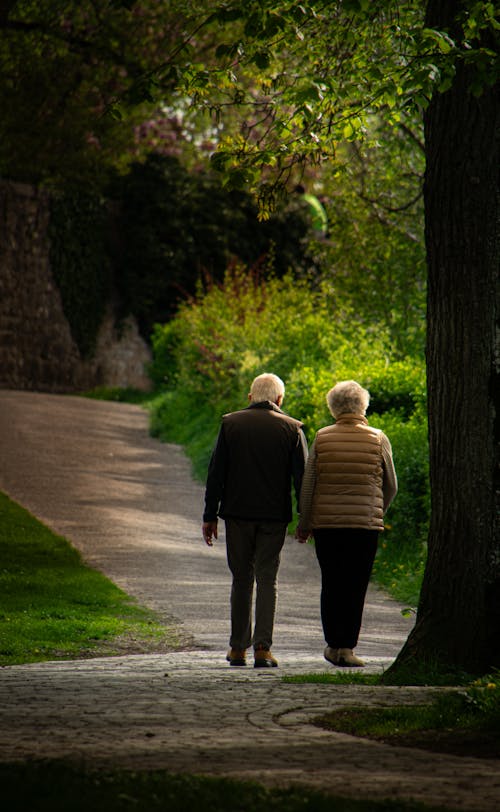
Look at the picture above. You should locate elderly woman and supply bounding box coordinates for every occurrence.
[297,380,397,667]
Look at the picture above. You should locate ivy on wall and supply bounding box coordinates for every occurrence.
[49,191,112,359]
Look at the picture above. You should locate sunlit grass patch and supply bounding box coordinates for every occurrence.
[0,492,178,665]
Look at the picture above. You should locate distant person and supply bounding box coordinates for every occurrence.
[295,183,328,238]
[202,373,308,668]
[296,380,397,667]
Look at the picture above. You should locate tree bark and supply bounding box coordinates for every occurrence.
[390,0,500,675]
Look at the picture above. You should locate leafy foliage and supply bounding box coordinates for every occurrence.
[0,1,215,187]
[312,117,426,356]
[189,1,497,211]
[1,1,496,199]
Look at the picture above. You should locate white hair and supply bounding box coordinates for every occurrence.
[326,380,370,418]
[250,373,285,404]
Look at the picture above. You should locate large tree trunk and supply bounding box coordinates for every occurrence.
[391,0,500,675]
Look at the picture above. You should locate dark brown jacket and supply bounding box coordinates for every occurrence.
[203,401,307,523]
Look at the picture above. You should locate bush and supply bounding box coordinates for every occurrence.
[370,410,429,605]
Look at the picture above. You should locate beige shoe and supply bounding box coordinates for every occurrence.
[324,646,339,665]
[337,648,365,667]
[226,648,246,666]
[254,646,278,668]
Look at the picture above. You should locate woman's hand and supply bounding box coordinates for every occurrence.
[295,525,310,544]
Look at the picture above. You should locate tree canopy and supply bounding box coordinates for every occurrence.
[1,2,496,194]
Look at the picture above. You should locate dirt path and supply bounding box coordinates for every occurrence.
[0,390,498,811]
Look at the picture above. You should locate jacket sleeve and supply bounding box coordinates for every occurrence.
[291,426,308,509]
[203,424,227,522]
[381,433,398,512]
[298,439,317,530]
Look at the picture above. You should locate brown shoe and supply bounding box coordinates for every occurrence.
[337,648,365,667]
[254,646,278,668]
[226,648,246,666]
[324,646,339,665]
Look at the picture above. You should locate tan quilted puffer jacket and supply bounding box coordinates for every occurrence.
[309,414,385,530]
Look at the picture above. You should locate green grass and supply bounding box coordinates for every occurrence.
[372,538,425,607]
[310,670,500,759]
[81,386,155,404]
[282,670,500,758]
[0,762,462,812]
[283,672,382,686]
[283,663,475,688]
[0,491,178,666]
[316,694,499,740]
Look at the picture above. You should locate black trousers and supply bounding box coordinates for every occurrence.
[314,528,379,649]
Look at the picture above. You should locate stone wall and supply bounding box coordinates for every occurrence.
[0,180,151,392]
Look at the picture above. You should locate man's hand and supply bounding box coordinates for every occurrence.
[202,520,218,546]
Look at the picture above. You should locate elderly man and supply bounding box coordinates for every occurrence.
[202,373,307,668]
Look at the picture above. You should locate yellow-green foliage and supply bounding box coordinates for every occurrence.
[150,266,428,603]
[150,267,395,412]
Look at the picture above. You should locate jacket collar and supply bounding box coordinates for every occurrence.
[247,400,283,413]
[334,413,368,425]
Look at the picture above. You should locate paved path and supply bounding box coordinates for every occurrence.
[0,391,499,811]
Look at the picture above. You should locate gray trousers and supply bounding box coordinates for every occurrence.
[225,518,287,651]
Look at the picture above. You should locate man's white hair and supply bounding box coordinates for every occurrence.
[326,380,370,418]
[250,373,285,404]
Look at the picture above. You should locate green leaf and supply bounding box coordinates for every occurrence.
[215,43,235,59]
[244,12,263,38]
[223,167,251,190]
[214,7,245,23]
[422,27,456,53]
[342,116,363,140]
[293,84,323,105]
[401,607,416,618]
[253,50,271,69]
[210,152,231,172]
[263,14,287,37]
[107,105,123,121]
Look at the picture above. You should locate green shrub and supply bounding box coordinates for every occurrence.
[369,407,429,605]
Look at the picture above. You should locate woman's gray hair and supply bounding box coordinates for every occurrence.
[326,380,370,418]
[250,373,285,404]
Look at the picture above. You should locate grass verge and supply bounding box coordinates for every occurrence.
[0,762,462,812]
[283,661,475,687]
[0,491,179,666]
[292,670,500,760]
